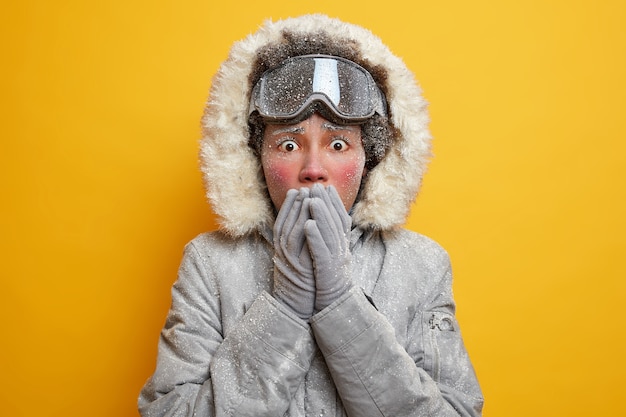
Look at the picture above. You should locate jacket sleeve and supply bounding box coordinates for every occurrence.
[309,265,483,417]
[138,242,316,417]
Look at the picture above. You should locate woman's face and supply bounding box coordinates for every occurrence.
[261,113,366,211]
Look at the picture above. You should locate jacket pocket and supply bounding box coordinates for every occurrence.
[422,311,462,384]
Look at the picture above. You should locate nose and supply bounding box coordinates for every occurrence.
[299,148,328,183]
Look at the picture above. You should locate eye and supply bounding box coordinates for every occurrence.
[278,140,299,152]
[330,139,348,151]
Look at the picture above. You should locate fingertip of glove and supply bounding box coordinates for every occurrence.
[310,183,325,197]
[308,197,327,216]
[327,186,342,204]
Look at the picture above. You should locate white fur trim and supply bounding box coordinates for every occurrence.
[200,14,431,236]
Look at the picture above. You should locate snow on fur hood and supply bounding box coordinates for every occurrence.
[200,14,432,236]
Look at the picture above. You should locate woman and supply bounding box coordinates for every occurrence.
[139,14,483,417]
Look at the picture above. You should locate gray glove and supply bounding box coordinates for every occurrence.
[306,184,353,313]
[272,188,316,320]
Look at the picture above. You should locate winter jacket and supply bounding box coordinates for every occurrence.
[138,226,482,416]
[139,14,483,417]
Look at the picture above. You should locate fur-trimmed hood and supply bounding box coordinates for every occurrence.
[200,14,431,236]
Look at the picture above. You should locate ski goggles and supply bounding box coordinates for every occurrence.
[249,54,387,123]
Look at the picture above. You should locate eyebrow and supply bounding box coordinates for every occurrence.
[321,122,357,132]
[269,122,357,136]
[268,126,305,136]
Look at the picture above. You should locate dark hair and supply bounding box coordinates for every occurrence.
[247,29,395,170]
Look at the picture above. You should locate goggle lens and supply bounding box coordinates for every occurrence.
[250,55,386,123]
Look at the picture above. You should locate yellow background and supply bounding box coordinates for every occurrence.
[2,1,625,416]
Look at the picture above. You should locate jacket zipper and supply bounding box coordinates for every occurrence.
[428,314,441,382]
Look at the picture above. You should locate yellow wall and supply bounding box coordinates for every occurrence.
[2,1,624,415]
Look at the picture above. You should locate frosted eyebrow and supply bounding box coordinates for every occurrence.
[269,126,305,136]
[268,122,358,136]
[321,122,359,133]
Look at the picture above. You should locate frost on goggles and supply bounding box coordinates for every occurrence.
[249,54,387,123]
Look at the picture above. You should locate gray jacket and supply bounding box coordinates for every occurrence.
[139,14,483,416]
[138,227,483,416]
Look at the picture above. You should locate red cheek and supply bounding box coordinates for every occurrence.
[329,157,366,207]
[262,159,300,209]
[264,161,293,187]
[344,163,364,181]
